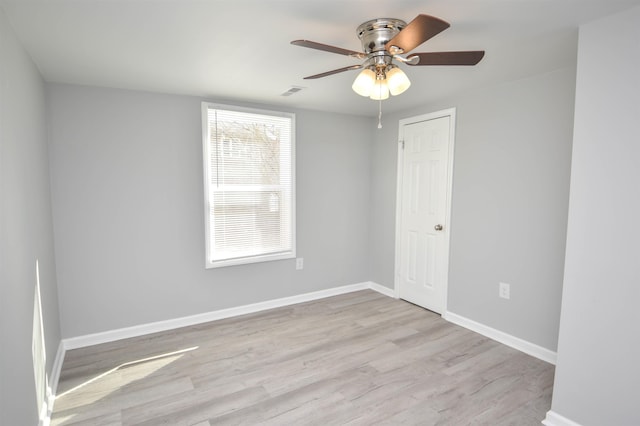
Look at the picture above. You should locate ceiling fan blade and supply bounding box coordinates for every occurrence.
[407,51,485,66]
[303,64,363,80]
[385,14,450,54]
[291,40,366,59]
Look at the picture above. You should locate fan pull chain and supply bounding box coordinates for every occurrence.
[377,98,383,129]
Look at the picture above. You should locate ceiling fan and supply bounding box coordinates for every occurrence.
[291,14,485,100]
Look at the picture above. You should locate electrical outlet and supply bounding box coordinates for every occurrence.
[296,258,304,270]
[499,282,510,299]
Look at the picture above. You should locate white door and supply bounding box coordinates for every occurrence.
[396,111,454,313]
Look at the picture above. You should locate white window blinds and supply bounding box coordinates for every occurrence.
[202,103,295,268]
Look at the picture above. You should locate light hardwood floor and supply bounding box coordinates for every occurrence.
[52,290,554,425]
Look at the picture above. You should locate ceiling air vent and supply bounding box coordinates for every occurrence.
[281,86,305,97]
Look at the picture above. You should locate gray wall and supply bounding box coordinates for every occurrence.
[0,7,61,425]
[550,6,640,425]
[47,84,373,338]
[370,66,576,351]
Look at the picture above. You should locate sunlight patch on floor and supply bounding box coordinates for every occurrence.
[53,345,199,423]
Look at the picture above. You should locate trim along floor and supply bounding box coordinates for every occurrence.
[51,290,553,425]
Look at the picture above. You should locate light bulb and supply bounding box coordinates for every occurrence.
[369,79,389,100]
[352,69,376,97]
[386,67,411,96]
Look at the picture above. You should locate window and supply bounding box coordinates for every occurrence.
[202,103,295,268]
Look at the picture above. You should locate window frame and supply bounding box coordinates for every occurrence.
[201,102,296,269]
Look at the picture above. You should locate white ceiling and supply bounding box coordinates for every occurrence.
[3,0,640,117]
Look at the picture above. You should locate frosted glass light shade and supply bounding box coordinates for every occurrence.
[386,67,411,96]
[352,69,376,97]
[369,79,390,100]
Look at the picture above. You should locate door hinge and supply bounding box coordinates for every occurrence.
[399,140,405,149]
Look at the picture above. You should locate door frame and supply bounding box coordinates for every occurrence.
[394,108,457,313]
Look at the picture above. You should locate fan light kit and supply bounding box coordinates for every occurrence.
[292,14,485,127]
[352,65,410,99]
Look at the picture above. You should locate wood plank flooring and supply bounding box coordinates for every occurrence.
[52,291,554,425]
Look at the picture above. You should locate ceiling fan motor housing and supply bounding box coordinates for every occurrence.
[357,18,406,74]
[357,18,406,53]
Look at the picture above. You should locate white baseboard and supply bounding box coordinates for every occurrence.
[542,410,583,426]
[63,282,392,350]
[38,403,48,426]
[442,311,557,365]
[39,341,65,426]
[368,281,396,298]
[49,341,65,404]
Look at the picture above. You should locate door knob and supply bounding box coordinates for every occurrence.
[434,224,443,231]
